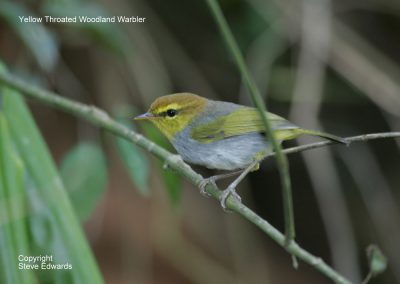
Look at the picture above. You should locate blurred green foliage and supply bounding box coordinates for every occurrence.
[113,107,150,197]
[60,142,108,220]
[0,2,59,71]
[143,123,182,205]
[0,113,35,284]
[367,245,388,278]
[0,84,104,283]
[42,2,127,54]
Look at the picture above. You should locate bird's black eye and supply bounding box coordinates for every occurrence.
[166,109,177,117]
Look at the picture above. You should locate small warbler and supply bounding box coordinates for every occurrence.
[135,93,346,208]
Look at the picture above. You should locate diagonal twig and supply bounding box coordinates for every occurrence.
[2,71,399,283]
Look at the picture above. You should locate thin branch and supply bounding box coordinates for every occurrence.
[274,133,400,158]
[0,70,399,283]
[0,70,365,284]
[289,0,362,279]
[205,0,296,246]
[1,65,398,283]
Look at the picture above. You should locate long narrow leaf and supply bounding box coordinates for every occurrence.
[3,89,103,283]
[0,114,21,283]
[0,113,36,283]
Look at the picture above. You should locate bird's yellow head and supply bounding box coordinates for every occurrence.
[134,93,207,140]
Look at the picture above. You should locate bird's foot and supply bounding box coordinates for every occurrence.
[219,185,241,211]
[198,177,217,197]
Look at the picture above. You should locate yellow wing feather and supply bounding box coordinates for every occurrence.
[191,107,299,143]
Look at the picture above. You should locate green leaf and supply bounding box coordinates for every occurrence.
[142,123,182,205]
[367,244,388,277]
[114,116,150,196]
[42,2,127,54]
[60,142,108,220]
[2,88,103,283]
[0,2,59,71]
[112,106,150,196]
[0,113,36,284]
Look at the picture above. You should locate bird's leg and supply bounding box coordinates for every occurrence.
[199,170,244,197]
[219,160,260,210]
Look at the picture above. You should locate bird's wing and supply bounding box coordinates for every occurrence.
[190,107,298,143]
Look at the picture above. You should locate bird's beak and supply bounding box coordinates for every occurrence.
[134,112,154,120]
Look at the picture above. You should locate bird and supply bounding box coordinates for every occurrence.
[134,93,347,209]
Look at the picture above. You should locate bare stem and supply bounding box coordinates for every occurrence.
[272,133,400,158]
[205,0,295,246]
[3,71,400,284]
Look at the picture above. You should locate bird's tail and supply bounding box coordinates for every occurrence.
[299,129,349,145]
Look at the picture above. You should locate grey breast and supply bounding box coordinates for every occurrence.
[171,100,269,170]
